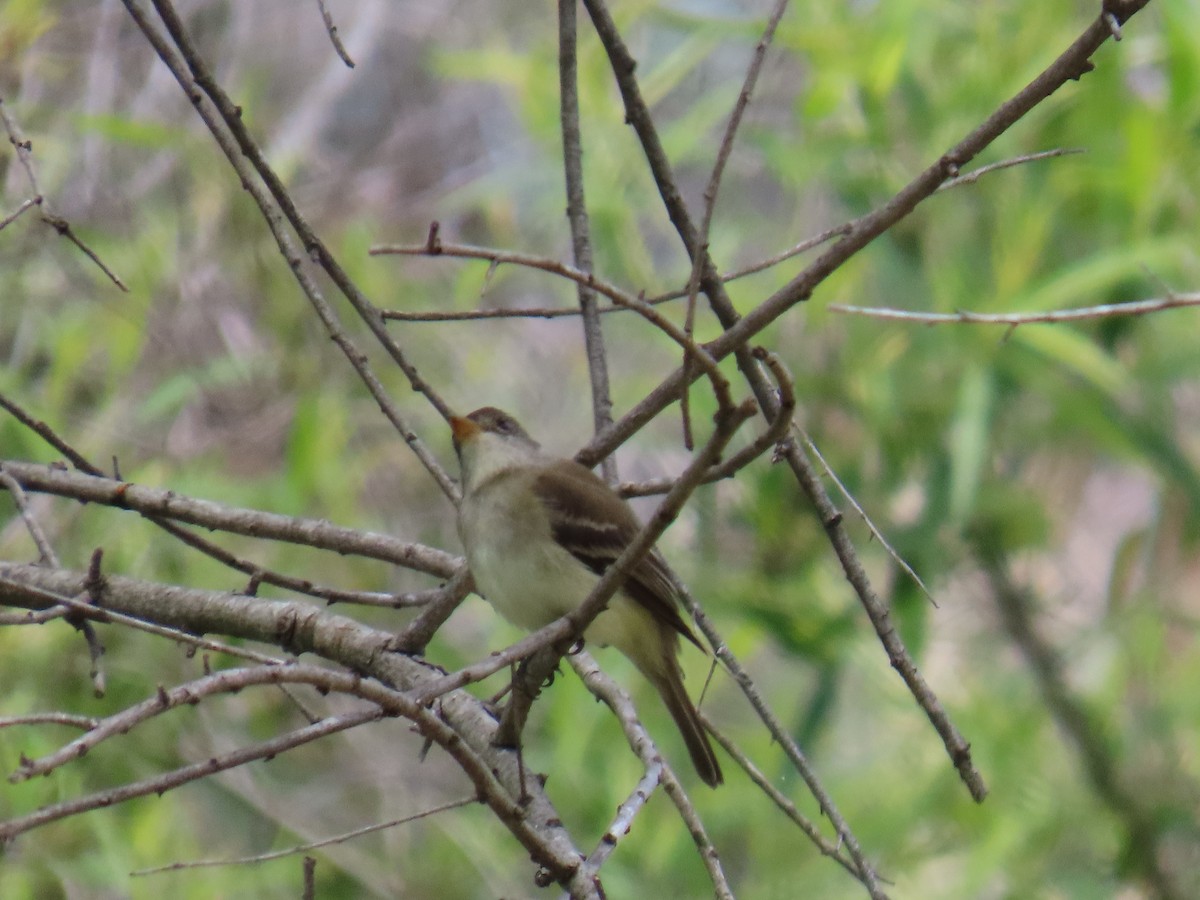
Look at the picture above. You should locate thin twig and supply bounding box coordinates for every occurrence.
[373,230,843,320]
[935,147,1084,189]
[679,0,790,450]
[0,713,101,731]
[0,393,440,606]
[568,654,663,872]
[0,576,287,668]
[377,146,1083,327]
[1,708,385,840]
[0,464,60,566]
[618,347,796,498]
[314,0,354,67]
[0,98,128,290]
[558,0,616,482]
[799,431,934,605]
[0,197,40,232]
[0,463,108,695]
[0,605,71,625]
[673,573,886,897]
[132,795,479,874]
[0,393,98,472]
[570,653,733,900]
[376,236,735,412]
[830,292,1200,326]
[702,716,864,880]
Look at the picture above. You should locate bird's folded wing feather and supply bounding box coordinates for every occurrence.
[533,460,705,651]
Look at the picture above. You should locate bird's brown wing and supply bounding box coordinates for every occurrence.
[532,460,704,651]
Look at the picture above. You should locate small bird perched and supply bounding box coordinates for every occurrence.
[451,407,723,787]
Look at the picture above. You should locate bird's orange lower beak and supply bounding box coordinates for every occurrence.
[449,415,482,444]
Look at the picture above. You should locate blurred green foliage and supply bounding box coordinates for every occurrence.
[2,0,1199,898]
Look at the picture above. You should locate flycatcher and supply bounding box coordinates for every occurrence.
[451,407,723,787]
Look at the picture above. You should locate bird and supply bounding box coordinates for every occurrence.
[451,406,723,787]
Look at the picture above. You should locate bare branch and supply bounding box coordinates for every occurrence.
[936,147,1085,189]
[558,0,616,482]
[678,0,789,450]
[619,347,796,498]
[702,717,863,880]
[131,795,479,874]
[314,0,355,67]
[0,392,434,606]
[799,432,934,605]
[579,3,1152,469]
[0,463,60,566]
[375,239,737,424]
[2,707,385,842]
[0,197,39,232]
[570,652,733,899]
[831,292,1200,326]
[0,576,287,667]
[0,98,128,290]
[0,393,99,474]
[0,713,100,731]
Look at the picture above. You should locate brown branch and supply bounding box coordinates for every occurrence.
[936,147,1085,189]
[0,713,100,731]
[678,0,790,450]
[0,463,60,566]
[618,347,796,498]
[582,0,982,817]
[0,576,287,668]
[0,197,40,232]
[580,4,1152,472]
[13,664,337,781]
[314,0,354,67]
[376,238,737,419]
[558,0,616,482]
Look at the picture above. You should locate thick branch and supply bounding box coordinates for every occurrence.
[0,562,592,893]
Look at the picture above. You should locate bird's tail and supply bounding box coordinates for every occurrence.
[651,649,723,788]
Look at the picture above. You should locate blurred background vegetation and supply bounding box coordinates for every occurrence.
[1,0,1198,897]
